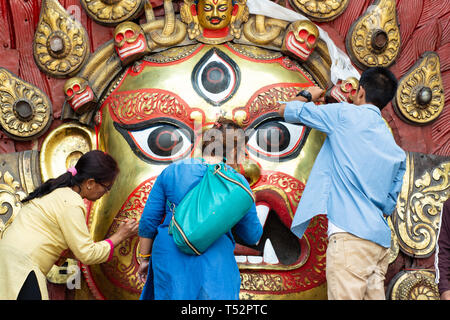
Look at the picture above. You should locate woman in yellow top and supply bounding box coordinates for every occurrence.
[0,150,138,300]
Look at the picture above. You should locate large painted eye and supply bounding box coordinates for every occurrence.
[246,120,308,160]
[129,124,193,161]
[115,122,194,163]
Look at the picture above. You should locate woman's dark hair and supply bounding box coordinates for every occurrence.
[359,67,398,110]
[22,150,119,202]
[201,117,248,165]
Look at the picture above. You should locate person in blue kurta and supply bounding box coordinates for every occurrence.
[278,67,406,300]
[137,119,263,300]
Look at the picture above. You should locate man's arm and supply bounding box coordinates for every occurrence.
[279,87,344,135]
[277,87,325,118]
[382,157,406,216]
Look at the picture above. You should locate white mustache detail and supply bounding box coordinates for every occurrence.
[286,33,311,59]
[331,86,347,102]
[72,89,93,109]
[118,39,145,58]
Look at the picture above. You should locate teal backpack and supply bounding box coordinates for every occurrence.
[168,162,255,255]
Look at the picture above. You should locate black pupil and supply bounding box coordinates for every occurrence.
[201,61,230,94]
[147,126,183,157]
[256,122,290,152]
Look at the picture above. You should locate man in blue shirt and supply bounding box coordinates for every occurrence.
[278,67,406,300]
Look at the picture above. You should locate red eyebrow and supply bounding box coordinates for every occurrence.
[232,83,312,126]
[102,89,203,129]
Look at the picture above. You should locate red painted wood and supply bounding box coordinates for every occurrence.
[0,48,20,75]
[8,0,51,105]
[0,0,13,50]
[0,132,16,153]
[418,0,450,29]
[439,12,450,45]
[326,0,371,37]
[397,0,424,45]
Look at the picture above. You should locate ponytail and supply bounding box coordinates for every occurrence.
[22,150,119,203]
[22,171,76,202]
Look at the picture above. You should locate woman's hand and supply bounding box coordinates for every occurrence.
[137,237,153,283]
[108,219,139,246]
[117,219,139,238]
[137,259,149,283]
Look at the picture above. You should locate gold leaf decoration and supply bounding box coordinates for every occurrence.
[80,0,146,26]
[289,0,349,22]
[33,0,89,78]
[39,123,95,182]
[392,152,450,258]
[346,0,400,69]
[180,0,249,44]
[388,270,439,300]
[393,52,445,125]
[387,216,399,264]
[0,170,26,238]
[0,68,53,141]
[143,0,187,49]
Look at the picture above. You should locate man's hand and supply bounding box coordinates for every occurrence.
[307,86,326,103]
[278,103,287,117]
[291,87,325,103]
[277,86,325,118]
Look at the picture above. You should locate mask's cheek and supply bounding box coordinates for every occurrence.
[97,177,156,295]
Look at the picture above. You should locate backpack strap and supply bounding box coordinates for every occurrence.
[167,199,202,255]
[167,199,176,235]
[167,199,176,214]
[213,164,255,202]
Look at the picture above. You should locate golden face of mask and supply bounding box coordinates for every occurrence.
[84,43,327,300]
[197,0,234,30]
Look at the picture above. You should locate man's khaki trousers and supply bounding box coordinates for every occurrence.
[326,232,390,300]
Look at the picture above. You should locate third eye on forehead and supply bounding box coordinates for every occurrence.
[202,0,230,10]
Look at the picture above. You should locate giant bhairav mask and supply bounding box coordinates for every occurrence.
[81,42,328,300]
[53,0,333,300]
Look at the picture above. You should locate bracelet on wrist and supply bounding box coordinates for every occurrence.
[138,252,151,260]
[296,90,312,102]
